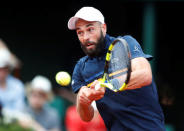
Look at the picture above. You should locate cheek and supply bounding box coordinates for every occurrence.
[102,31,106,37]
[0,70,8,78]
[29,97,45,106]
[78,37,84,44]
[91,35,98,42]
[77,36,84,45]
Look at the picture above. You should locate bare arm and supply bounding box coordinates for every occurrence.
[76,80,105,122]
[126,57,152,90]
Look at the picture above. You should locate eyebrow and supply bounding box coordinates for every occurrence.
[76,23,95,30]
[86,23,94,27]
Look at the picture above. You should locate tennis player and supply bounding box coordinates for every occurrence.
[68,6,166,131]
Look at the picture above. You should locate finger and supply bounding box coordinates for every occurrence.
[98,86,106,92]
[80,95,92,106]
[90,80,99,89]
[92,93,105,101]
[95,83,101,90]
[78,91,92,106]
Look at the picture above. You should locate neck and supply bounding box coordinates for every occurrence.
[33,106,43,113]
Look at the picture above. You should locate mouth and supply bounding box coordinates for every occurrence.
[86,43,95,49]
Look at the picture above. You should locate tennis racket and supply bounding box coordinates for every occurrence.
[95,38,131,92]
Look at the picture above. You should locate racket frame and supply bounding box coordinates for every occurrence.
[102,38,131,92]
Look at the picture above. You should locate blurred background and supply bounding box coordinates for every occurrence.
[0,0,183,131]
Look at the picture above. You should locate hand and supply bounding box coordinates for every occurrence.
[89,80,106,100]
[77,80,105,107]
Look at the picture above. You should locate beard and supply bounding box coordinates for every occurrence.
[80,31,105,57]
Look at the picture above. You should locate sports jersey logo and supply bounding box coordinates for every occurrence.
[133,45,140,52]
[71,80,75,85]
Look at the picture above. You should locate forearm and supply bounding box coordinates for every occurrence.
[76,93,94,121]
[76,82,105,122]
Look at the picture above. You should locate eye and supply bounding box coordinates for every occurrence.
[88,27,94,32]
[77,31,83,36]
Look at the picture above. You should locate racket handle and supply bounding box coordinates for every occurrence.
[100,83,113,90]
[95,82,113,90]
[95,83,101,90]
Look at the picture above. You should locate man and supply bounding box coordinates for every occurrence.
[68,7,166,131]
[0,48,25,112]
[21,75,61,131]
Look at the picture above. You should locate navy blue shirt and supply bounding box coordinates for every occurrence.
[72,34,166,131]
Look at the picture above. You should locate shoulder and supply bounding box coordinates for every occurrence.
[117,35,141,51]
[7,75,24,90]
[119,35,139,45]
[45,105,58,115]
[75,56,88,67]
[7,75,24,85]
[73,56,89,74]
[118,35,153,60]
[42,105,60,121]
[72,56,89,93]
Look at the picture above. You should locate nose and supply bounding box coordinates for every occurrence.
[83,32,90,41]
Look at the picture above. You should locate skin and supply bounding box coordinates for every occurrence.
[75,19,152,122]
[28,90,47,112]
[25,90,60,131]
[0,67,10,88]
[76,19,106,57]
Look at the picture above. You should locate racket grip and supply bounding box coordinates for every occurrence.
[100,83,113,90]
[95,82,113,90]
[95,83,101,90]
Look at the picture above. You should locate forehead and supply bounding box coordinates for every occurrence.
[30,89,48,96]
[76,19,98,30]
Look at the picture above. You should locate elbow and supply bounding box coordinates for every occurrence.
[145,76,152,86]
[80,111,94,122]
[81,117,93,122]
[76,104,94,122]
[144,72,152,86]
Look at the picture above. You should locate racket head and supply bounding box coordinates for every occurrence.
[102,38,131,92]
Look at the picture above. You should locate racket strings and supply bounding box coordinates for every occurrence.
[107,39,131,91]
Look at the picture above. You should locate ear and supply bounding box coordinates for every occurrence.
[101,23,107,37]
